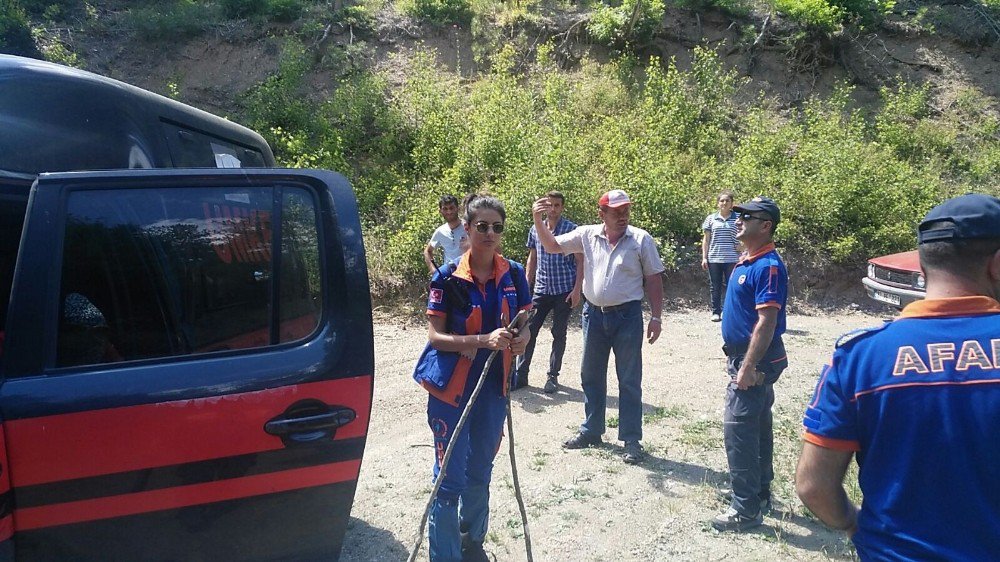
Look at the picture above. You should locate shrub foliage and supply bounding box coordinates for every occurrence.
[240,43,999,287]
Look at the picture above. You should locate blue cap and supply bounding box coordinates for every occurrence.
[733,196,780,224]
[918,193,1000,244]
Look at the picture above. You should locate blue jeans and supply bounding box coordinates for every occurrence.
[426,367,508,562]
[514,292,572,384]
[579,300,644,443]
[708,262,736,315]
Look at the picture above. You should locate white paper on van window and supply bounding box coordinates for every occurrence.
[211,142,242,168]
[225,193,251,204]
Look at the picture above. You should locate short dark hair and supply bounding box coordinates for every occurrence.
[919,223,1000,273]
[546,190,565,203]
[718,190,734,201]
[464,194,506,224]
[438,194,459,208]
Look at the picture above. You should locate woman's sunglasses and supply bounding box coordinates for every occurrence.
[473,221,505,234]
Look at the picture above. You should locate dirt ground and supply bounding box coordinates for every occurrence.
[339,302,892,561]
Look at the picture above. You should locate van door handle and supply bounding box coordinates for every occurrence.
[265,401,356,443]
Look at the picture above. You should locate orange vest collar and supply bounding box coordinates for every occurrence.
[900,296,1000,318]
[452,253,509,283]
[739,242,776,265]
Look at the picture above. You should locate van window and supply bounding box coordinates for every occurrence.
[56,186,321,368]
[162,122,266,168]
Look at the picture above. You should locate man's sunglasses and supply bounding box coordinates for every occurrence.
[473,221,505,234]
[737,212,770,222]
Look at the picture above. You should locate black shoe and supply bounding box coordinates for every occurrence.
[563,431,601,449]
[623,441,644,464]
[543,376,558,393]
[711,507,763,532]
[511,374,528,390]
[461,539,490,562]
[718,488,772,515]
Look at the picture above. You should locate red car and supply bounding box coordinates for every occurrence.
[862,250,925,308]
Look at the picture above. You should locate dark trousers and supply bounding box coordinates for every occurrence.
[723,356,775,518]
[708,262,736,315]
[514,292,571,384]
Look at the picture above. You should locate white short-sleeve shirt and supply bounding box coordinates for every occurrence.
[429,222,468,265]
[555,224,665,307]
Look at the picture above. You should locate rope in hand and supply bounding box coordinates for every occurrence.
[408,309,534,562]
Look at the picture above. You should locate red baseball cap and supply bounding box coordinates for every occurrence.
[599,189,631,208]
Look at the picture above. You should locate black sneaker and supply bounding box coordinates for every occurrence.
[718,488,772,515]
[563,432,601,449]
[543,376,558,393]
[623,441,644,464]
[711,507,763,532]
[461,540,490,562]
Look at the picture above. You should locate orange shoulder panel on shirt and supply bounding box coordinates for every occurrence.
[803,431,860,452]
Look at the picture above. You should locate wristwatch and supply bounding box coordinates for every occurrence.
[650,317,661,323]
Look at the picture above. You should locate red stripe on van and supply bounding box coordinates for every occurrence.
[6,376,371,487]
[14,459,361,531]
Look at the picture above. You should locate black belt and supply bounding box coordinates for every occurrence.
[591,300,639,313]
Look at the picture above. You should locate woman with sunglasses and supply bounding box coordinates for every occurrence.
[414,194,532,562]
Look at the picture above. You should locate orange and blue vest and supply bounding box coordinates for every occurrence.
[414,253,532,407]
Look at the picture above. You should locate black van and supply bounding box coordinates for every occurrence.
[0,55,374,560]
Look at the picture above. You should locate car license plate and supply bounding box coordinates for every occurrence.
[872,289,900,306]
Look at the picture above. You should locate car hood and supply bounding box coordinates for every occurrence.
[869,250,920,272]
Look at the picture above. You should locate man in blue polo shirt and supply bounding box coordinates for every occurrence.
[796,193,1000,560]
[713,196,788,532]
[512,190,583,393]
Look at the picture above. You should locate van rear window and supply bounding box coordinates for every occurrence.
[163,122,266,168]
[56,186,322,368]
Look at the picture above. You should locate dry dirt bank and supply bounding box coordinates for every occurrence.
[341,304,891,561]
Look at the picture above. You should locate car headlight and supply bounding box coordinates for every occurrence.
[916,273,925,289]
[867,264,875,279]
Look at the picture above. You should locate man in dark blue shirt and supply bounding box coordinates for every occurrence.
[713,196,788,532]
[797,193,1000,560]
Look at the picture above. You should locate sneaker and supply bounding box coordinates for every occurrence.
[623,441,644,464]
[710,313,722,322]
[717,489,772,515]
[543,376,558,393]
[460,540,490,562]
[711,507,763,532]
[563,432,601,449]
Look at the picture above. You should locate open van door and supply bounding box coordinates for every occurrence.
[0,169,373,560]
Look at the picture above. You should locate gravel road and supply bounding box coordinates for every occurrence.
[340,304,887,561]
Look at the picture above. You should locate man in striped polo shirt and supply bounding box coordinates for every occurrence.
[513,191,583,393]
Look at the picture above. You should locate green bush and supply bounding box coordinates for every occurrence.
[773,0,844,31]
[589,0,666,48]
[399,0,472,25]
[770,0,895,31]
[1,0,39,57]
[220,0,268,18]
[119,1,222,40]
[240,40,999,285]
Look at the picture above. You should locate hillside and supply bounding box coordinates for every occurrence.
[5,0,1000,303]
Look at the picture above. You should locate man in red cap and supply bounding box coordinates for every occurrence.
[531,189,664,464]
